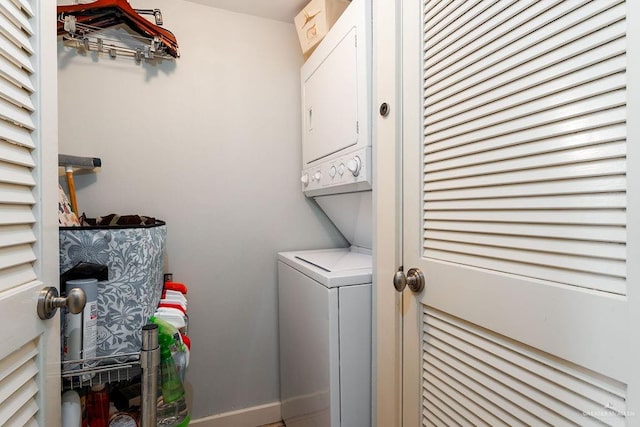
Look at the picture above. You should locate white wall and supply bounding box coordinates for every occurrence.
[57,0,347,419]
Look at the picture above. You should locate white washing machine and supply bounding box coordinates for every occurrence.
[280,0,373,424]
[278,247,371,427]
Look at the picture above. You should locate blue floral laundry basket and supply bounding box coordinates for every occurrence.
[59,221,166,358]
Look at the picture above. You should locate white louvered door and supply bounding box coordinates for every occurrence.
[0,0,60,425]
[401,0,640,425]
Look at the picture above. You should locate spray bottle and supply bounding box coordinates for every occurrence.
[150,316,190,427]
[63,278,98,379]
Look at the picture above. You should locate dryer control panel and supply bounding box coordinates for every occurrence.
[301,147,371,197]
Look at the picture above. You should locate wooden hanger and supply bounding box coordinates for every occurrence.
[58,0,179,58]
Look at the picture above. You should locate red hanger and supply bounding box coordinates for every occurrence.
[58,0,179,58]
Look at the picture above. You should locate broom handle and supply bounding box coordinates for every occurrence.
[65,166,79,216]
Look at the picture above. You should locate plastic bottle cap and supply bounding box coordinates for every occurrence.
[109,413,137,427]
[181,334,191,350]
[66,278,98,285]
[164,281,188,294]
[91,383,106,392]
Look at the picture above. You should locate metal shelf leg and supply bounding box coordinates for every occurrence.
[140,324,159,427]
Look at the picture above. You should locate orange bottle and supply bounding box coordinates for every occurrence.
[87,384,109,427]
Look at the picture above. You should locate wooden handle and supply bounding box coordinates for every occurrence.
[65,169,78,216]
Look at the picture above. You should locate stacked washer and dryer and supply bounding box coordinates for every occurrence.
[278,0,373,426]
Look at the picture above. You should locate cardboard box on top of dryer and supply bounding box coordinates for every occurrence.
[294,0,351,58]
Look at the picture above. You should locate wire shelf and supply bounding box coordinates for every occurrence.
[62,352,142,390]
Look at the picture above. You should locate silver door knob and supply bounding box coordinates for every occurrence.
[37,286,86,320]
[393,267,425,293]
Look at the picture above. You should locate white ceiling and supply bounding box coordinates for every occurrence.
[182,0,309,23]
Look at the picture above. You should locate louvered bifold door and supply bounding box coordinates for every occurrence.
[402,0,636,426]
[0,0,48,425]
[422,307,627,427]
[423,0,627,295]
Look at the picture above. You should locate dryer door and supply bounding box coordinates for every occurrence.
[302,27,359,165]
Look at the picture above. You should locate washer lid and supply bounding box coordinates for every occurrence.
[295,250,371,272]
[278,248,372,288]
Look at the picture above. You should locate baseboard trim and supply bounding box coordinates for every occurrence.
[190,401,282,427]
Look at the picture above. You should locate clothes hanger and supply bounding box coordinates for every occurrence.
[57,0,179,58]
[58,2,178,58]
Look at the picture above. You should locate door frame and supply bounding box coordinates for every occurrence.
[34,0,61,422]
[372,0,403,425]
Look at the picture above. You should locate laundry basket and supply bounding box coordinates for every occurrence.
[59,219,167,358]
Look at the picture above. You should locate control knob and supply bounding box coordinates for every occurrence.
[329,165,337,178]
[346,156,362,177]
[314,171,322,182]
[301,173,309,187]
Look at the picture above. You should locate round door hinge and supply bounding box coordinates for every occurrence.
[379,102,390,117]
[393,267,425,293]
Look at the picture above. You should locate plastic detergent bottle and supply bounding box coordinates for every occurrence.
[61,390,81,427]
[87,384,109,427]
[152,317,190,427]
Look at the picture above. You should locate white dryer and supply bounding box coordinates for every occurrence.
[278,248,371,427]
